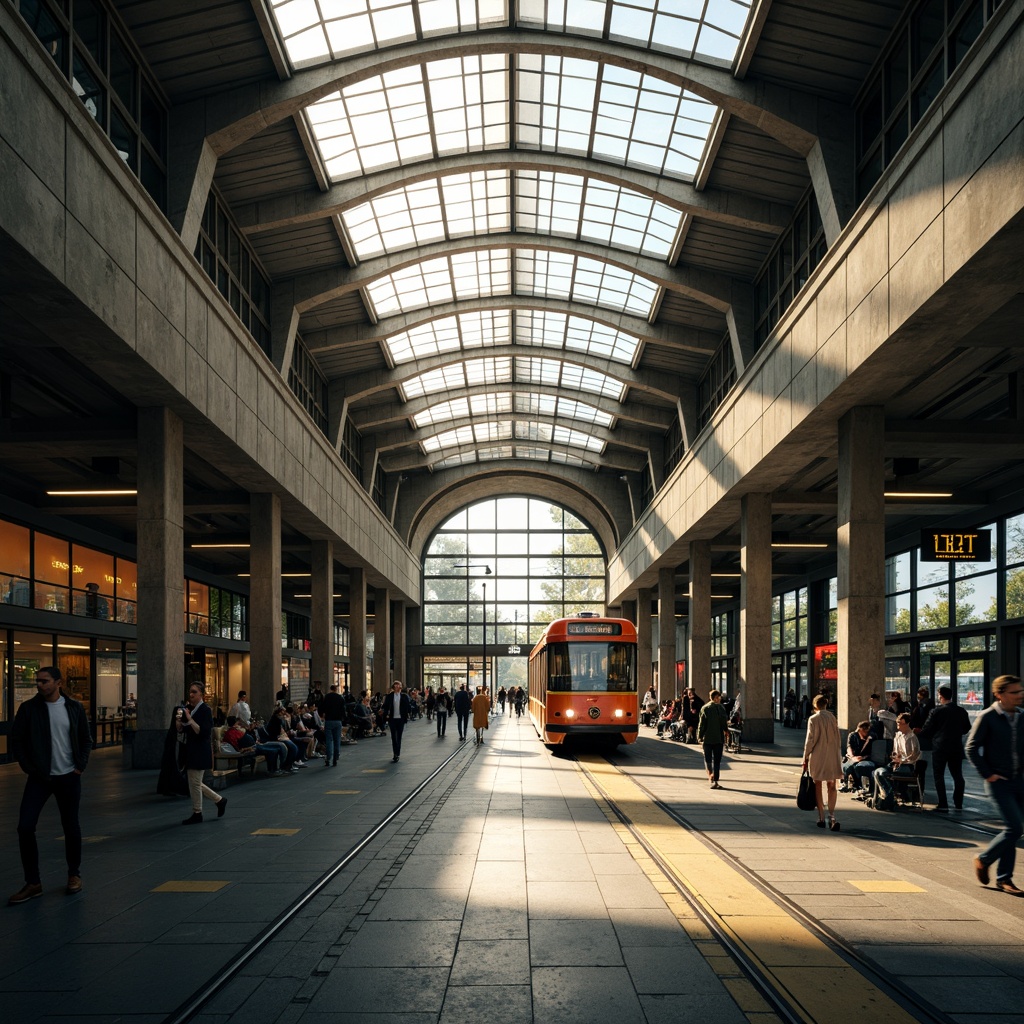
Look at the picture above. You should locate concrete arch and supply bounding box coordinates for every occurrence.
[403,466,626,563]
[304,296,720,356]
[235,151,787,236]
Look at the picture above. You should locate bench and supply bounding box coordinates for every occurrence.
[210,727,266,789]
[725,726,747,753]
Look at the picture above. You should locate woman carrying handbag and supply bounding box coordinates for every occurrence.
[802,694,843,831]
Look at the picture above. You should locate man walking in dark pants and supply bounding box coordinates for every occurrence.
[966,675,1024,896]
[454,683,472,742]
[8,666,91,905]
[381,681,411,763]
[920,685,971,812]
[435,686,451,738]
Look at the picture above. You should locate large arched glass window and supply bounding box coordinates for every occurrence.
[422,497,605,646]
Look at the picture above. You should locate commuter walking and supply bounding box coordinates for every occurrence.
[382,681,412,763]
[8,666,91,905]
[472,686,491,745]
[697,690,730,790]
[497,686,507,715]
[319,681,347,766]
[178,684,227,825]
[966,675,1024,896]
[454,683,472,741]
[802,694,843,831]
[435,686,452,738]
[919,685,971,811]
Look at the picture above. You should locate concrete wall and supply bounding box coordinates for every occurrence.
[608,6,1024,600]
[0,6,421,603]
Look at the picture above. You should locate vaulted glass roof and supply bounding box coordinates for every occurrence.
[265,0,759,472]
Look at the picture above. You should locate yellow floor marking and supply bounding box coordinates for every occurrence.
[848,879,925,893]
[152,880,230,893]
[326,790,360,795]
[58,835,110,843]
[251,828,300,836]
[576,754,921,1024]
[362,769,387,774]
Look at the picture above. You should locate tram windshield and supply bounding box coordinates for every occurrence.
[547,642,636,692]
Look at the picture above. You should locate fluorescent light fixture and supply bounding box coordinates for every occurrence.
[711,572,741,578]
[771,542,828,549]
[190,543,251,549]
[47,489,137,496]
[884,491,953,499]
[57,643,91,650]
[711,594,735,599]
[237,573,312,578]
[291,594,343,599]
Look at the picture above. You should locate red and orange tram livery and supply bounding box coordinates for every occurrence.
[528,615,638,746]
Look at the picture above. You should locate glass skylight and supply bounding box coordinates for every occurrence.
[366,250,512,317]
[413,392,515,429]
[343,171,511,260]
[514,310,639,364]
[270,0,508,68]
[412,391,613,431]
[514,356,626,400]
[515,421,604,452]
[306,55,509,181]
[422,421,513,452]
[517,0,754,66]
[516,171,681,259]
[386,310,512,364]
[402,356,514,400]
[516,250,658,316]
[516,55,716,180]
[514,392,614,428]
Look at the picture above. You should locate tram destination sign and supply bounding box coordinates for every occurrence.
[567,622,621,635]
[920,528,991,562]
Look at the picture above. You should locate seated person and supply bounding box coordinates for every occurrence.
[218,715,258,770]
[841,721,876,794]
[267,707,305,767]
[247,718,296,774]
[348,698,374,738]
[657,699,681,737]
[871,713,920,810]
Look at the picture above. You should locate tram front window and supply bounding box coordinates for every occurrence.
[548,643,635,692]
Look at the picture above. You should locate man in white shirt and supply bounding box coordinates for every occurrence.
[871,713,920,810]
[8,666,91,904]
[227,690,251,726]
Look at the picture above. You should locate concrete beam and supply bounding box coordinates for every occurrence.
[380,441,647,473]
[336,345,688,405]
[287,235,739,315]
[303,296,721,355]
[234,150,789,236]
[351,383,675,432]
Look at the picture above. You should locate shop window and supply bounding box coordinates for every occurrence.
[0,520,31,606]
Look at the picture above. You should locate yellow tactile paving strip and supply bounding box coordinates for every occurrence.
[151,881,231,893]
[576,755,921,1024]
[325,790,360,795]
[251,828,301,835]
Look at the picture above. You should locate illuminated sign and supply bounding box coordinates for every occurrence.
[507,645,521,655]
[567,622,621,636]
[920,529,991,562]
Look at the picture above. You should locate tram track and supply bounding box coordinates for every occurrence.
[574,752,957,1024]
[161,743,472,1024]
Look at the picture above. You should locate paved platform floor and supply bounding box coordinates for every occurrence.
[0,712,1021,1024]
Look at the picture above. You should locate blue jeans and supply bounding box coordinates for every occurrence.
[18,772,83,883]
[979,776,1024,882]
[844,760,876,790]
[324,720,343,763]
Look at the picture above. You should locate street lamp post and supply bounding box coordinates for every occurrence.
[454,563,492,698]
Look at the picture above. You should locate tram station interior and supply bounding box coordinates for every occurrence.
[1,1,1024,1022]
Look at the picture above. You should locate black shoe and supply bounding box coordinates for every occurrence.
[392,756,399,763]
[217,798,227,818]
[181,812,203,825]
[332,761,338,767]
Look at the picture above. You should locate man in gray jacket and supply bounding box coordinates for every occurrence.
[966,675,1024,896]
[9,666,91,905]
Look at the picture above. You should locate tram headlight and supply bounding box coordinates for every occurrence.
[564,709,576,719]
[614,709,624,718]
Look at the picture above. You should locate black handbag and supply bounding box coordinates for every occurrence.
[797,770,817,811]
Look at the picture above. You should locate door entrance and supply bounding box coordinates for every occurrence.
[930,653,989,723]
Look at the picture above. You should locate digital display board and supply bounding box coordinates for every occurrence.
[567,622,621,636]
[920,529,991,562]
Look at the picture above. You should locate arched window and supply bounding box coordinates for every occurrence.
[422,497,606,646]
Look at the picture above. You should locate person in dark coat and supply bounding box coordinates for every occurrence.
[157,706,190,797]
[177,683,226,825]
[381,681,412,762]
[919,685,971,811]
[454,683,472,741]
[8,666,91,905]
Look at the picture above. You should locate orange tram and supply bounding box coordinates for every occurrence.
[528,614,639,747]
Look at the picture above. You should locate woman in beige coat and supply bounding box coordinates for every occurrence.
[802,694,843,831]
[471,687,490,745]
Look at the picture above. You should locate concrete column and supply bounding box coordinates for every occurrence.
[373,587,392,693]
[310,538,334,694]
[658,568,677,697]
[740,493,773,743]
[133,408,184,768]
[620,599,636,625]
[349,567,367,694]
[636,588,653,695]
[393,600,407,683]
[837,407,885,732]
[688,539,712,700]
[249,493,281,716]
